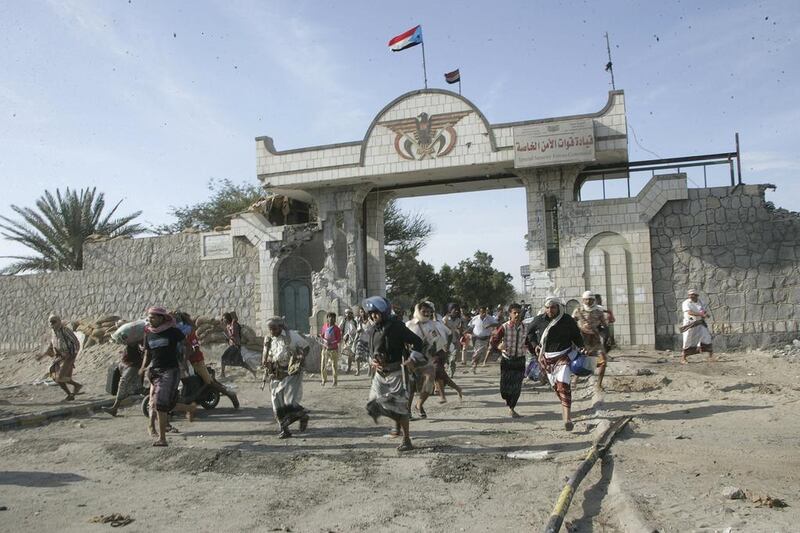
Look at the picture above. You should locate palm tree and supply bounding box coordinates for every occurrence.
[0,187,145,274]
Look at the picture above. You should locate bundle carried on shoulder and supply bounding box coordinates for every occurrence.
[111,320,147,345]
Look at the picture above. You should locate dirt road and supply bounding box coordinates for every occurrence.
[1,346,798,532]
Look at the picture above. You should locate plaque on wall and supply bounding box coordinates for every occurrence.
[200,231,234,260]
[513,118,596,168]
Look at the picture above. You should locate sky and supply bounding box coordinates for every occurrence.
[1,1,798,291]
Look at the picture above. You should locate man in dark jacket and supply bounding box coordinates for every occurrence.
[358,296,423,452]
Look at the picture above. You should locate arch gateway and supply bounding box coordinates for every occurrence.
[1,89,795,353]
[217,87,799,351]
[232,88,663,345]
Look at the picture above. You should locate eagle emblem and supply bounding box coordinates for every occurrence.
[377,110,473,160]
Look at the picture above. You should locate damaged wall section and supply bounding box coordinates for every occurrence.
[650,184,800,350]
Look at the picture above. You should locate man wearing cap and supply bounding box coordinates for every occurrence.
[680,289,713,363]
[262,316,311,439]
[572,290,609,390]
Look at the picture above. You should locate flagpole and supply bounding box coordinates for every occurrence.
[421,39,428,89]
[458,78,462,95]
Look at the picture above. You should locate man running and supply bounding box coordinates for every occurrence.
[42,315,83,401]
[360,296,423,452]
[262,316,311,439]
[572,291,609,390]
[468,306,498,372]
[490,303,527,418]
[526,298,584,432]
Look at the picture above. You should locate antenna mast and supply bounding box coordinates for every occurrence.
[604,32,616,90]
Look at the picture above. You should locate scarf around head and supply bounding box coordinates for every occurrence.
[145,315,177,334]
[539,298,564,354]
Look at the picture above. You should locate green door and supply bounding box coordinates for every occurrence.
[280,280,311,333]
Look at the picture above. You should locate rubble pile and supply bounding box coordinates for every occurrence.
[773,339,800,362]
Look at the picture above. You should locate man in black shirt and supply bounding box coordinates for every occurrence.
[359,296,423,452]
[526,298,584,432]
[140,306,186,446]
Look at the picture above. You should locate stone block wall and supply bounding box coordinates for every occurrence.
[650,184,800,350]
[522,171,687,346]
[0,233,260,351]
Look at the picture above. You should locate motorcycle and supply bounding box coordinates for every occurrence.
[138,365,221,417]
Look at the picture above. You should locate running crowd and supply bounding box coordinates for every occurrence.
[40,288,712,451]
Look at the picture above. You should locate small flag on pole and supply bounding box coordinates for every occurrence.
[388,25,423,51]
[444,69,461,84]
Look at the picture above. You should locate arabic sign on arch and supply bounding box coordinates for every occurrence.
[513,118,595,168]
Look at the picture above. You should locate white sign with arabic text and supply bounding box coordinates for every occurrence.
[513,118,596,168]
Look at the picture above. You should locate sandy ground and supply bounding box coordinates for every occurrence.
[1,344,799,533]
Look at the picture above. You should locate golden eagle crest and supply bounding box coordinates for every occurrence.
[377,110,472,160]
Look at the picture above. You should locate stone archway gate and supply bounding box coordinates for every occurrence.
[231,88,675,346]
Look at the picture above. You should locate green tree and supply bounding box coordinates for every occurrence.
[153,179,264,233]
[0,187,145,274]
[451,251,515,310]
[383,199,432,252]
[384,198,435,309]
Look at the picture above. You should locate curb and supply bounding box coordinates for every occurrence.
[0,398,116,431]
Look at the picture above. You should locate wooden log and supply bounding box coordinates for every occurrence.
[544,416,631,533]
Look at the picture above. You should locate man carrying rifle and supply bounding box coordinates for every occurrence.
[680,289,714,364]
[359,296,423,452]
[262,316,310,439]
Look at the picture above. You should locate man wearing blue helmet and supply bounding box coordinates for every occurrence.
[359,296,424,452]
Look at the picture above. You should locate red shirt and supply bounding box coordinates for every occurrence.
[320,323,341,350]
[186,331,205,363]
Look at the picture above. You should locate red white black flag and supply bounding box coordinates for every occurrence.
[444,69,460,84]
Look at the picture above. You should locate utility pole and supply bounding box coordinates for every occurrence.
[604,32,615,90]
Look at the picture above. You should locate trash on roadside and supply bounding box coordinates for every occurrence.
[507,450,551,461]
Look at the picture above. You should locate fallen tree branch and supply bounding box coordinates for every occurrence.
[544,416,632,533]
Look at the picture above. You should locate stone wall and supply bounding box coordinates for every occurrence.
[650,184,800,350]
[0,233,259,351]
[522,171,687,346]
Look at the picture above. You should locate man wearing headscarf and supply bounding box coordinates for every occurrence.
[139,306,186,446]
[572,290,609,390]
[262,316,310,439]
[359,296,423,452]
[404,302,438,418]
[43,315,83,401]
[680,289,713,363]
[526,297,584,432]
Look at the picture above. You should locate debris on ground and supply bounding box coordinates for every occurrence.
[747,490,788,508]
[88,513,135,527]
[721,486,745,499]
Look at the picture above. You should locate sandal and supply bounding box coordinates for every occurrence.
[388,429,401,438]
[152,440,168,447]
[564,421,574,432]
[396,441,413,452]
[418,407,427,419]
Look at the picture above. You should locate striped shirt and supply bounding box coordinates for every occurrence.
[490,320,527,359]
